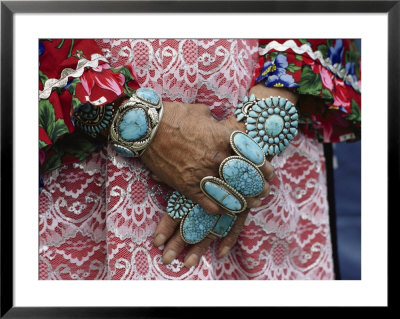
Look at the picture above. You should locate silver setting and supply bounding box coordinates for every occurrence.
[167,191,196,220]
[179,204,219,244]
[229,130,266,167]
[199,176,247,214]
[235,95,298,156]
[109,90,164,157]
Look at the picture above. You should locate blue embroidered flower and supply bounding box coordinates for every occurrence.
[328,39,344,65]
[257,54,298,88]
[39,41,45,56]
[345,62,358,85]
[265,73,298,88]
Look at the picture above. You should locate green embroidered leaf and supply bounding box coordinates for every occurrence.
[345,99,361,123]
[317,44,329,60]
[39,99,55,135]
[322,88,334,102]
[327,39,334,48]
[39,140,48,149]
[72,97,82,112]
[298,66,322,96]
[42,153,62,172]
[112,66,135,82]
[286,63,301,73]
[299,39,309,45]
[42,132,102,173]
[295,54,303,61]
[51,119,69,143]
[58,132,99,161]
[67,78,80,95]
[268,51,281,61]
[345,49,360,64]
[39,70,48,87]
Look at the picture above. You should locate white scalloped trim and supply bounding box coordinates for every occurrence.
[39,53,109,100]
[259,40,360,92]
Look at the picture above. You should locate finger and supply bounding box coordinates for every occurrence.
[259,160,275,182]
[218,210,249,258]
[257,182,271,199]
[162,229,187,264]
[151,174,163,182]
[246,197,262,209]
[153,213,180,247]
[183,234,216,268]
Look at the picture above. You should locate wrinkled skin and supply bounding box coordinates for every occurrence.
[141,84,299,267]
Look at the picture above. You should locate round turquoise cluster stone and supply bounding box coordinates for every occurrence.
[167,191,194,219]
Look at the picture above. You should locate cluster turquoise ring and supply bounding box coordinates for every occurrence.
[234,95,298,156]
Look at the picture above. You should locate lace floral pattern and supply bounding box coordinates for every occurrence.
[39,39,334,280]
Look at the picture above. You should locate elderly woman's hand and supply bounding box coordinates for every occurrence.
[142,85,299,267]
[141,101,274,215]
[140,100,274,267]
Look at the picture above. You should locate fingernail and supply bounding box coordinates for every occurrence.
[268,170,276,181]
[184,254,199,268]
[162,250,177,264]
[153,233,166,247]
[219,246,231,258]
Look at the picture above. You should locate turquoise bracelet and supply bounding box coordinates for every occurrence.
[109,88,164,157]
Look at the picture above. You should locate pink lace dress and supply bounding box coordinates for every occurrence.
[39,39,334,280]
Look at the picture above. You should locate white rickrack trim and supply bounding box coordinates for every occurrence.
[259,40,361,92]
[39,53,109,100]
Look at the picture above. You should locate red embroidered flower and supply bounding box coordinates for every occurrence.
[75,63,125,106]
[332,80,351,112]
[311,63,334,91]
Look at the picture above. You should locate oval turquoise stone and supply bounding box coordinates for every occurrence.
[113,145,134,157]
[136,88,160,104]
[119,108,148,141]
[203,181,243,212]
[232,132,264,165]
[222,158,264,196]
[182,205,218,244]
[212,214,237,237]
[264,114,284,137]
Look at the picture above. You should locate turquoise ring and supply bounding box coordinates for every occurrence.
[200,176,247,214]
[230,130,265,167]
[166,191,238,244]
[234,95,298,156]
[180,204,237,244]
[167,191,195,219]
[219,156,265,197]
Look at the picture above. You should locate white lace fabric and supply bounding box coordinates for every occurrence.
[39,39,334,280]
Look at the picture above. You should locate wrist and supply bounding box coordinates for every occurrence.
[249,83,299,105]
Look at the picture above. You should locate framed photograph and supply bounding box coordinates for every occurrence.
[1,0,394,316]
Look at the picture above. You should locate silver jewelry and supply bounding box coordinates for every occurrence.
[234,94,298,156]
[109,88,163,157]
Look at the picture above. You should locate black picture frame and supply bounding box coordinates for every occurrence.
[1,1,395,317]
